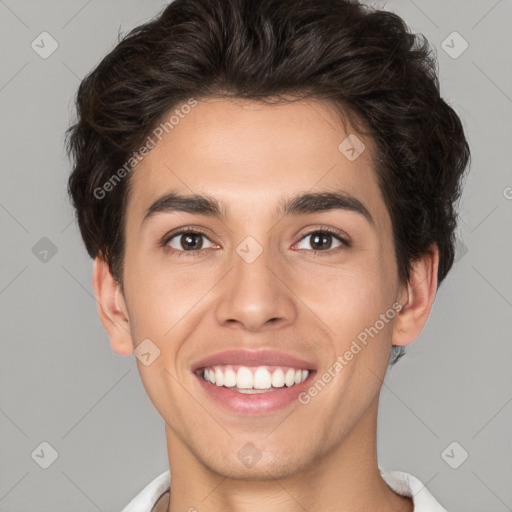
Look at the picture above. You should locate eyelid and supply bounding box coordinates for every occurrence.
[294,225,351,247]
[161,225,350,254]
[162,226,218,250]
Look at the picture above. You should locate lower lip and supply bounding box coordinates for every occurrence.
[194,371,315,415]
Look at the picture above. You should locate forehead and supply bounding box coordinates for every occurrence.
[125,97,388,228]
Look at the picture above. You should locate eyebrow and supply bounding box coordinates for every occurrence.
[142,191,374,226]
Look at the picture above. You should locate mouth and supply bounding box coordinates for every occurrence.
[196,365,311,393]
[190,350,316,415]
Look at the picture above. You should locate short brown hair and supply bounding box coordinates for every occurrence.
[66,0,470,364]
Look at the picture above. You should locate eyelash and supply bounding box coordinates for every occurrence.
[162,227,214,258]
[161,226,350,257]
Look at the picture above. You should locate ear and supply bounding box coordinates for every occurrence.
[92,256,134,356]
[392,244,439,347]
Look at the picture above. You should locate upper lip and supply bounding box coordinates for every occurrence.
[191,349,317,372]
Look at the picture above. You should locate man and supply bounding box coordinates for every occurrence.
[66,0,470,510]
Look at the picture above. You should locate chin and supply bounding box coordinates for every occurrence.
[198,445,314,481]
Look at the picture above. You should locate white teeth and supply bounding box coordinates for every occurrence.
[236,367,254,388]
[253,368,272,389]
[202,365,310,391]
[285,368,295,387]
[224,368,237,387]
[214,368,224,387]
[236,388,274,394]
[271,368,285,388]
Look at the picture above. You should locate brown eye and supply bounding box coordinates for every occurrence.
[166,231,214,251]
[296,231,345,251]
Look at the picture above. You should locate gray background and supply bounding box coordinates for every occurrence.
[0,1,511,511]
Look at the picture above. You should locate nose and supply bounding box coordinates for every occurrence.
[214,242,297,332]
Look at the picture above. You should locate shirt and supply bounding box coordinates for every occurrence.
[120,468,448,512]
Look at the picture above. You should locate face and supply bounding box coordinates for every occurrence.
[109,98,406,479]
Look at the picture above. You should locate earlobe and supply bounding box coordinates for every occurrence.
[92,256,134,356]
[392,244,439,347]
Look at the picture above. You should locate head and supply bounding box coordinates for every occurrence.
[66,0,469,480]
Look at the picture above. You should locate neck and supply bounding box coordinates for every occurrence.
[164,396,413,512]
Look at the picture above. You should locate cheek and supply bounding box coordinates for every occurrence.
[292,259,395,344]
[126,273,189,341]
[124,244,186,322]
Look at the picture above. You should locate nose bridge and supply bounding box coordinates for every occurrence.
[214,235,296,330]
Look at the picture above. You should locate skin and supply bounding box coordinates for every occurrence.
[93,97,438,512]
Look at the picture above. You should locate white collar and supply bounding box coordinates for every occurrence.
[121,468,447,512]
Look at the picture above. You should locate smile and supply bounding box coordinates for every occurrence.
[200,365,310,393]
[191,349,316,415]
